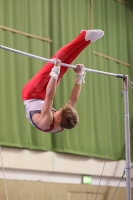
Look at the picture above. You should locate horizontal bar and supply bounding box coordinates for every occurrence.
[0,45,124,78]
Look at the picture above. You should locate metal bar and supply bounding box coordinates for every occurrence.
[123,76,132,200]
[0,45,124,78]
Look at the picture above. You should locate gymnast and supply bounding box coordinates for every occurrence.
[22,29,104,133]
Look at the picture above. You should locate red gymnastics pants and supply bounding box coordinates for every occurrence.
[22,30,91,100]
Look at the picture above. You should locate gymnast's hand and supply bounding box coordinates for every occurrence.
[73,64,85,75]
[53,58,62,68]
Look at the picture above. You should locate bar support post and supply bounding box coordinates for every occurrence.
[123,75,132,200]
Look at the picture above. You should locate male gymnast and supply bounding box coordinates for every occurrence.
[22,29,104,133]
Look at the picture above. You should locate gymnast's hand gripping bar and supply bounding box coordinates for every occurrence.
[0,45,124,79]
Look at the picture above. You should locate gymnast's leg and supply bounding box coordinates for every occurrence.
[22,30,104,100]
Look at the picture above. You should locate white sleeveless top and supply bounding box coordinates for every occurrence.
[23,99,65,133]
[23,99,45,127]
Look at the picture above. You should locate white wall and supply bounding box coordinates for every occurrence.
[0,147,133,187]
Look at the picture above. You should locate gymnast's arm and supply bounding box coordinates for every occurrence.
[68,64,85,108]
[32,76,57,129]
[32,59,61,129]
[68,83,82,108]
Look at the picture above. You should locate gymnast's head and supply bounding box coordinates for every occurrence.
[59,103,79,129]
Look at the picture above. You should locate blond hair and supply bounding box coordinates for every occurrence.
[60,104,79,129]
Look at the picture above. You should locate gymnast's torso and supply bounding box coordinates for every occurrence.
[23,99,64,133]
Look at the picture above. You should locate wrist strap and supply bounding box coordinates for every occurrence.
[49,65,60,80]
[75,72,86,84]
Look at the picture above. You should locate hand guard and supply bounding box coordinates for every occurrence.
[75,72,86,84]
[49,59,61,80]
[74,64,86,84]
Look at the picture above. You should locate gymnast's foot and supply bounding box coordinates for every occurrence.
[81,30,104,42]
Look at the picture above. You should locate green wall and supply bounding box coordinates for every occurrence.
[0,0,133,160]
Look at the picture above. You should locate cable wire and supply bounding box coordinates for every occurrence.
[110,165,133,200]
[109,80,133,200]
[0,146,9,200]
[94,89,124,200]
[110,168,126,200]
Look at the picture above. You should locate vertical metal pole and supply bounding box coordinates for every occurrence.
[123,75,132,200]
